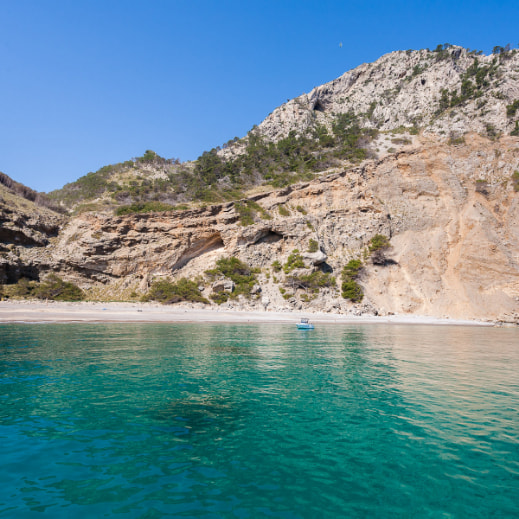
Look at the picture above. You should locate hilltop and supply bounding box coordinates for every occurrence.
[47,45,519,214]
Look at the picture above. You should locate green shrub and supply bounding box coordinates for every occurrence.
[10,275,83,301]
[12,277,33,297]
[142,277,208,304]
[412,64,426,77]
[234,200,271,226]
[205,257,258,301]
[506,100,519,118]
[271,260,282,272]
[285,271,336,293]
[486,123,499,140]
[136,150,167,164]
[342,259,363,279]
[283,250,305,273]
[368,234,390,252]
[448,133,466,145]
[368,234,391,265]
[391,137,411,145]
[278,205,290,216]
[307,239,319,253]
[296,205,307,215]
[341,259,364,302]
[33,274,84,301]
[341,280,364,302]
[331,111,375,162]
[210,291,229,305]
[234,202,254,226]
[116,201,178,215]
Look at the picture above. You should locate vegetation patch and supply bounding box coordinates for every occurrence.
[341,259,364,302]
[448,133,466,145]
[512,171,519,192]
[9,274,84,301]
[234,200,271,226]
[285,270,336,294]
[271,260,282,272]
[391,137,411,145]
[0,172,61,212]
[278,205,290,216]
[142,277,208,304]
[435,56,500,117]
[368,234,391,265]
[307,239,319,253]
[205,257,258,304]
[506,100,519,118]
[116,201,180,215]
[283,249,305,274]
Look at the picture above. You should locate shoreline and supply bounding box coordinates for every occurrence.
[0,300,495,326]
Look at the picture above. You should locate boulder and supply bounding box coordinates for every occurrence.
[302,250,327,265]
[212,279,235,293]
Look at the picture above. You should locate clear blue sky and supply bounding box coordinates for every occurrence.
[1,0,518,192]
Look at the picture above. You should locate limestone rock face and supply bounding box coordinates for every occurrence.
[19,133,518,322]
[4,46,519,323]
[253,47,519,144]
[0,183,65,283]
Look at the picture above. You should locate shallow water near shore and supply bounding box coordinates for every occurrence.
[1,323,518,518]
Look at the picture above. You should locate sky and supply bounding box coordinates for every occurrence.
[1,0,518,192]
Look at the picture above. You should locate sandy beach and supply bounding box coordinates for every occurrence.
[0,300,493,326]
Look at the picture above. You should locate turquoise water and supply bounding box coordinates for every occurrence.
[0,323,518,518]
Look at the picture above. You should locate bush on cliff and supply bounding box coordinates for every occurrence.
[341,259,364,302]
[283,249,305,273]
[142,277,208,304]
[368,234,391,265]
[33,274,84,301]
[116,201,179,215]
[285,270,336,293]
[234,200,271,226]
[205,257,258,303]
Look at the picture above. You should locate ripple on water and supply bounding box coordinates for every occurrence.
[0,323,518,518]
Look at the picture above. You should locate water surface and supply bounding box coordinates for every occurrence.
[1,323,518,518]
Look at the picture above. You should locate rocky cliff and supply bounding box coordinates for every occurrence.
[0,181,65,283]
[2,46,519,323]
[16,133,518,322]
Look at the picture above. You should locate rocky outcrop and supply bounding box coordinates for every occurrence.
[0,184,65,283]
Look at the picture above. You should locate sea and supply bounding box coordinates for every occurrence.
[0,323,518,518]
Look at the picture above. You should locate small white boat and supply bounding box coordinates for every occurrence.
[296,318,314,330]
